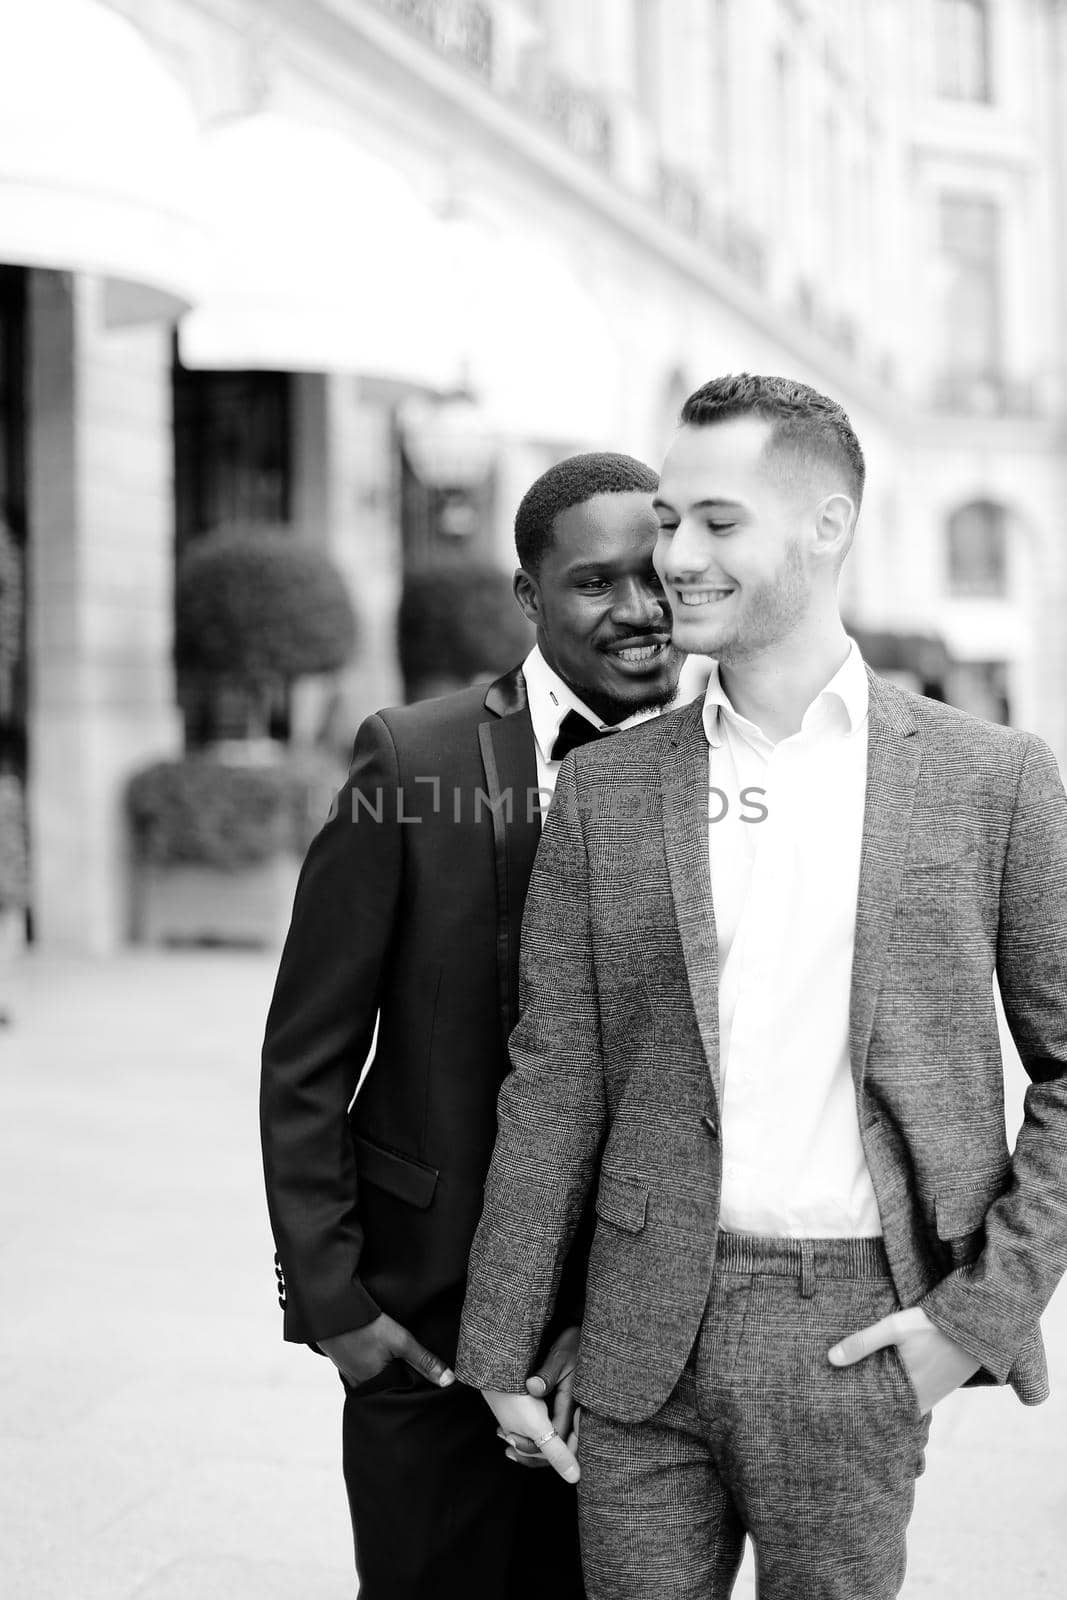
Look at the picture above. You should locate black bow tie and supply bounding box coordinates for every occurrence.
[551,710,615,762]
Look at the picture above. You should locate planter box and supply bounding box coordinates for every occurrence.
[132,854,301,948]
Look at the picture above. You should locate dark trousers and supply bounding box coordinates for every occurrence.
[342,1360,585,1600]
[578,1234,931,1600]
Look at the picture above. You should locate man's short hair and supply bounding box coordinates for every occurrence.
[680,374,866,510]
[515,451,659,574]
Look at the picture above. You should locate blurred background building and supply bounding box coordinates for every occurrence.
[1,0,1065,952]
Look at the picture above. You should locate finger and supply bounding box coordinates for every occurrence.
[550,1369,576,1437]
[538,1428,580,1484]
[394,1328,455,1387]
[828,1314,900,1367]
[526,1340,569,1397]
[506,1446,549,1469]
[502,1432,542,1457]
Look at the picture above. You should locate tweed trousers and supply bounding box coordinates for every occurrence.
[577,1234,931,1600]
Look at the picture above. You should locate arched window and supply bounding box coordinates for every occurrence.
[945,500,1009,598]
[935,0,992,102]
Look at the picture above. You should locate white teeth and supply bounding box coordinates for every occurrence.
[616,643,662,661]
[677,589,732,606]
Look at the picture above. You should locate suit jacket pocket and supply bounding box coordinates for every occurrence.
[904,839,979,871]
[595,1169,648,1233]
[354,1133,440,1210]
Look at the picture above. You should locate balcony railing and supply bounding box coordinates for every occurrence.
[512,55,613,171]
[656,160,768,291]
[374,0,493,79]
[790,278,862,363]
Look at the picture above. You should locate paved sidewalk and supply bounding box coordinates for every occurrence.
[2,951,1066,1598]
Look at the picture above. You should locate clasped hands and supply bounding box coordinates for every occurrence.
[319,1315,582,1482]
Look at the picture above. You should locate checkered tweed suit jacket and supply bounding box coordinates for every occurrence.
[457,672,1067,1420]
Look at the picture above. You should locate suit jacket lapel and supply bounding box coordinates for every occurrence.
[662,700,722,1105]
[849,671,920,1090]
[479,669,540,1049]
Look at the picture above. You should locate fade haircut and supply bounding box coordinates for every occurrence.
[515,451,659,574]
[680,374,866,512]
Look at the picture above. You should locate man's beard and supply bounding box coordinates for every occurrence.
[558,653,683,726]
[713,541,809,666]
[622,676,683,716]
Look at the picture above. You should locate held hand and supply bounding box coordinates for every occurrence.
[498,1325,582,1469]
[319,1313,455,1389]
[482,1389,580,1484]
[828,1305,981,1415]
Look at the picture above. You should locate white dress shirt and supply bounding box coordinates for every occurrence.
[522,646,663,816]
[704,640,883,1237]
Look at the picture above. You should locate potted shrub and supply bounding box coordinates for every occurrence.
[128,526,357,946]
[127,748,340,946]
[398,562,532,701]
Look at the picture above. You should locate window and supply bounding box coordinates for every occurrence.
[771,47,793,236]
[934,0,991,101]
[173,360,291,552]
[172,356,293,742]
[633,0,662,121]
[711,0,732,179]
[945,500,1009,598]
[937,194,1001,390]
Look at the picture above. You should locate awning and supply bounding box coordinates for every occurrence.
[0,0,205,322]
[439,220,620,445]
[178,114,454,388]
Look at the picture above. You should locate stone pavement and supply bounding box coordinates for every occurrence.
[2,950,1065,1599]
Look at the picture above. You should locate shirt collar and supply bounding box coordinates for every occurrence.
[701,638,869,750]
[522,645,662,766]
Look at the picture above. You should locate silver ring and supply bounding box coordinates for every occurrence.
[535,1427,558,1448]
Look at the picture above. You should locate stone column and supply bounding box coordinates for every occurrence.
[27,270,180,951]
[290,372,403,738]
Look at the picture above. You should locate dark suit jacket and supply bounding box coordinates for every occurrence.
[260,667,546,1364]
[458,673,1067,1419]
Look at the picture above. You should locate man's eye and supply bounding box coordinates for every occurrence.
[579,579,611,592]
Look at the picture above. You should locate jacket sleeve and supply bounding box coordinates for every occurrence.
[259,713,402,1345]
[922,733,1067,1380]
[457,753,607,1391]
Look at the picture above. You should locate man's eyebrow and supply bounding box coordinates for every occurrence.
[652,496,747,513]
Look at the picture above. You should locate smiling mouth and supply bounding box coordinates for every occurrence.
[675,588,735,607]
[607,638,671,664]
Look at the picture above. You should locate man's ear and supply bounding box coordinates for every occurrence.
[813,493,855,568]
[513,566,541,626]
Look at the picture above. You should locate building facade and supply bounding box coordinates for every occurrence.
[2,0,1065,949]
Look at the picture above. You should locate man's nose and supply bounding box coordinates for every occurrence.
[611,576,668,627]
[660,519,709,582]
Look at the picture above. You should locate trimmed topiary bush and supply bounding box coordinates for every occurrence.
[398,563,532,700]
[127,750,341,870]
[176,526,358,737]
